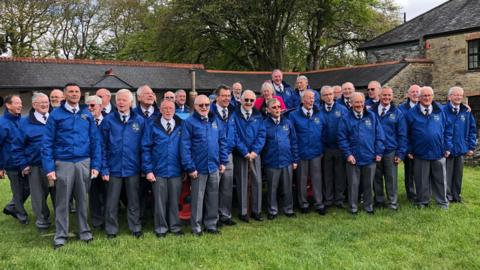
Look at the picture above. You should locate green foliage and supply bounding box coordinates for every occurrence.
[1,166,480,269]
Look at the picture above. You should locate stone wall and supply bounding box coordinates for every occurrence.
[384,61,433,103]
[364,43,422,63]
[426,32,480,100]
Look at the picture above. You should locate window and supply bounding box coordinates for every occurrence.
[468,39,480,70]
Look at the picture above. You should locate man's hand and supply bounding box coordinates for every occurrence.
[244,153,251,160]
[347,155,356,165]
[146,172,156,183]
[375,155,382,162]
[466,150,474,157]
[394,156,402,164]
[22,166,31,177]
[102,175,110,182]
[47,171,57,181]
[444,151,450,158]
[407,154,414,160]
[219,164,226,174]
[91,169,99,179]
[249,152,258,160]
[292,163,298,170]
[189,170,198,179]
[0,170,5,179]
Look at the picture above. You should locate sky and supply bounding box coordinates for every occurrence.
[395,0,449,21]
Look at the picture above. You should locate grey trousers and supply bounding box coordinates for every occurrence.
[296,156,324,210]
[5,170,30,223]
[446,155,464,202]
[323,148,347,206]
[346,162,376,213]
[373,152,398,208]
[54,159,92,245]
[218,154,234,221]
[190,172,220,233]
[413,158,448,208]
[233,155,262,215]
[152,176,182,234]
[89,176,106,228]
[30,166,55,228]
[105,175,141,235]
[265,166,294,215]
[404,157,416,200]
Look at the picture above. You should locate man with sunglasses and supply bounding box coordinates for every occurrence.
[231,90,266,222]
[181,95,228,236]
[365,81,381,110]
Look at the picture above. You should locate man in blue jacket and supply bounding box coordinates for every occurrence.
[406,86,453,209]
[337,82,355,110]
[365,81,381,110]
[42,83,101,249]
[289,90,327,215]
[443,86,477,203]
[181,95,228,236]
[263,98,299,219]
[211,85,237,226]
[14,92,55,229]
[372,87,407,210]
[398,84,420,201]
[100,89,145,238]
[320,86,349,209]
[142,100,184,237]
[175,89,190,113]
[271,69,295,109]
[338,92,385,214]
[231,90,266,222]
[0,95,30,225]
[290,75,321,109]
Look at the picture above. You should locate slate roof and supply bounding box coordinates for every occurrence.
[359,0,480,50]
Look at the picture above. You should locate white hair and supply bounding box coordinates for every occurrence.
[116,89,134,102]
[320,85,332,95]
[85,95,102,105]
[350,92,365,102]
[261,82,274,94]
[136,85,152,97]
[32,92,48,103]
[175,89,186,96]
[241,89,256,99]
[448,86,464,96]
[296,75,308,83]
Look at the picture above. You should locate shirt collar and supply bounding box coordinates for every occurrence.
[104,103,112,113]
[301,106,312,115]
[141,105,154,115]
[64,102,79,113]
[241,107,252,118]
[34,111,49,124]
[409,101,417,108]
[216,103,228,114]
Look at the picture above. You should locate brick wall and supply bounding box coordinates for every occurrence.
[384,62,433,102]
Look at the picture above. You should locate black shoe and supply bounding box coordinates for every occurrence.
[299,207,309,214]
[350,210,358,215]
[267,213,277,220]
[374,202,386,208]
[107,234,117,239]
[206,229,220,235]
[82,238,93,244]
[192,231,203,237]
[416,204,427,209]
[285,212,296,218]
[93,224,104,230]
[172,231,184,236]
[335,203,345,209]
[3,208,18,219]
[216,220,224,227]
[317,208,326,216]
[132,231,143,238]
[238,215,249,223]
[156,232,167,238]
[366,209,375,215]
[19,219,29,225]
[251,213,264,222]
[53,243,64,250]
[222,219,236,226]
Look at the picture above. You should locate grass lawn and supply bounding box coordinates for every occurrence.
[1,165,479,269]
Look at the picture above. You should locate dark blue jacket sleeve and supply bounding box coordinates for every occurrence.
[337,118,352,159]
[141,125,154,174]
[251,121,266,155]
[374,116,385,156]
[395,112,408,159]
[289,121,299,163]
[10,123,28,170]
[41,116,57,173]
[89,117,102,172]
[180,121,196,173]
[218,119,229,165]
[100,120,110,176]
[467,113,477,151]
[443,111,453,153]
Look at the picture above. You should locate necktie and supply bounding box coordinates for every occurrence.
[42,115,47,122]
[356,113,361,119]
[144,111,150,118]
[201,116,208,122]
[222,108,227,121]
[275,119,280,125]
[122,115,127,124]
[453,107,458,115]
[95,118,100,126]
[72,108,76,114]
[166,122,172,134]
[424,108,429,116]
[345,98,351,108]
[380,107,387,117]
[326,106,332,112]
[245,112,250,120]
[306,111,311,119]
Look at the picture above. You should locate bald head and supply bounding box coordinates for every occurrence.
[407,84,421,103]
[194,95,210,116]
[341,82,355,98]
[419,86,434,107]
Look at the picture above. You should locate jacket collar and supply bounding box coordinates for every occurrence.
[28,108,45,125]
[3,108,21,122]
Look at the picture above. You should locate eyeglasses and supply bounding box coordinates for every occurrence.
[88,104,96,107]
[270,105,281,109]
[165,96,175,100]
[219,94,231,98]
[367,88,376,91]
[196,103,210,108]
[243,98,255,103]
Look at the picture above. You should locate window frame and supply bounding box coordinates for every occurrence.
[467,39,480,71]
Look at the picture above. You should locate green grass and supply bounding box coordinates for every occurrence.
[1,165,480,269]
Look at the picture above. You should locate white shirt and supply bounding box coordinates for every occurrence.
[324,103,334,112]
[409,101,417,108]
[141,105,154,117]
[64,102,79,113]
[354,110,363,119]
[450,102,460,113]
[273,83,283,93]
[34,111,49,124]
[378,104,391,116]
[161,117,175,131]
[119,112,130,123]
[95,114,104,126]
[104,103,112,114]
[301,106,313,117]
[271,117,281,125]
[216,103,228,119]
[420,104,432,115]
[241,107,252,119]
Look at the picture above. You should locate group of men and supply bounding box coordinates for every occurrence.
[0,69,477,249]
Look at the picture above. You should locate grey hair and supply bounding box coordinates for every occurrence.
[267,98,280,108]
[116,89,134,102]
[368,81,381,89]
[320,85,332,95]
[85,95,102,105]
[175,89,186,96]
[350,92,365,102]
[136,85,152,97]
[32,92,48,103]
[296,75,308,83]
[241,89,256,99]
[448,86,464,96]
[261,82,274,94]
[96,88,111,97]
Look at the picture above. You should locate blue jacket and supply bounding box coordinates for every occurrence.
[133,103,160,124]
[210,102,237,154]
[406,101,453,160]
[180,111,229,174]
[142,115,183,178]
[230,107,266,157]
[337,95,352,110]
[443,102,477,157]
[398,99,416,115]
[321,102,349,150]
[290,89,321,110]
[338,109,385,166]
[42,102,102,173]
[288,106,326,160]
[365,98,379,110]
[372,103,408,158]
[0,109,23,170]
[272,80,295,109]
[13,110,49,169]
[262,116,299,168]
[175,103,190,114]
[100,110,145,177]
